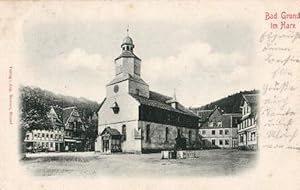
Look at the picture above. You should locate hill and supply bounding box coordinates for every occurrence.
[190,90,259,114]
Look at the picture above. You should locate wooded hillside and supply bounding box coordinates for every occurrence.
[190,90,259,113]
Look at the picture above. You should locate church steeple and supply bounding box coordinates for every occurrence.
[106,29,149,99]
[114,29,141,77]
[121,27,135,53]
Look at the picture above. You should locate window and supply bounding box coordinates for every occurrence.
[50,142,53,147]
[46,134,49,138]
[225,140,229,145]
[219,140,223,145]
[177,128,181,137]
[212,130,215,135]
[212,139,216,146]
[240,135,244,143]
[34,134,38,138]
[146,125,150,142]
[42,133,45,138]
[202,130,206,135]
[50,134,53,138]
[225,130,229,135]
[122,125,126,141]
[217,121,222,127]
[251,132,256,141]
[219,130,223,135]
[136,89,140,95]
[165,127,169,142]
[189,131,192,144]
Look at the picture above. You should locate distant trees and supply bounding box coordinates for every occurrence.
[193,90,259,113]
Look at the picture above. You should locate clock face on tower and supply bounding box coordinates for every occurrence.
[113,85,119,93]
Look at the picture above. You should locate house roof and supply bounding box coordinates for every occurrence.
[243,94,258,106]
[130,91,198,118]
[52,106,79,125]
[199,109,241,129]
[100,127,121,136]
[196,110,214,122]
[62,107,76,123]
[242,94,259,115]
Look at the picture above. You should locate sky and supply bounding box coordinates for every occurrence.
[20,5,259,107]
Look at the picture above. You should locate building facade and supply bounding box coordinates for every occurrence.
[237,94,259,150]
[24,106,96,152]
[95,33,200,153]
[24,129,64,152]
[198,108,241,149]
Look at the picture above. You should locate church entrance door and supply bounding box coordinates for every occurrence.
[102,139,110,152]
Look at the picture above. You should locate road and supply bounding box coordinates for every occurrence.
[21,149,257,177]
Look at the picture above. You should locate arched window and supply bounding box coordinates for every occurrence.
[122,125,126,141]
[165,127,169,142]
[146,124,150,142]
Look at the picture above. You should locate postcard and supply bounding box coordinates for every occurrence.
[0,1,299,190]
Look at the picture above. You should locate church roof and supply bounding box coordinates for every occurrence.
[114,51,141,61]
[107,74,148,86]
[130,91,198,118]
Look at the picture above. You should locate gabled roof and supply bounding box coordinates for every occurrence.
[196,110,214,122]
[51,106,80,125]
[243,94,258,106]
[100,127,121,136]
[242,94,259,115]
[62,107,76,124]
[130,91,198,118]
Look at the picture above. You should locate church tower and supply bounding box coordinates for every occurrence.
[106,31,149,99]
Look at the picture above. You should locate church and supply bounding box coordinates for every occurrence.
[95,32,200,153]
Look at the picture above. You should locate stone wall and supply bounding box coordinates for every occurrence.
[140,121,199,152]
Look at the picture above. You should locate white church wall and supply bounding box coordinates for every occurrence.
[96,93,141,152]
[106,80,129,98]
